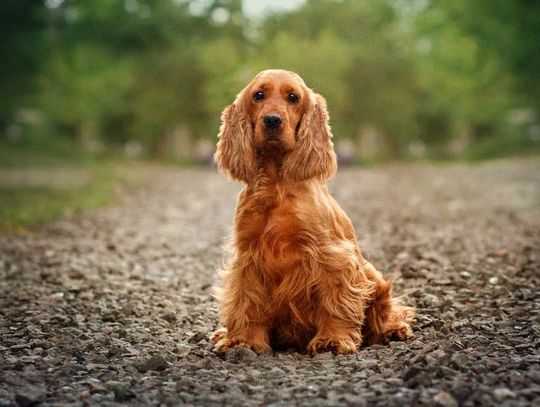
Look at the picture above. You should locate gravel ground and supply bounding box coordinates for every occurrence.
[1,158,539,406]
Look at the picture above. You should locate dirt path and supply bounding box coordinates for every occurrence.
[1,159,539,406]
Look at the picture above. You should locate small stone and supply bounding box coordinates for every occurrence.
[114,389,136,402]
[270,366,285,375]
[14,386,46,407]
[459,271,472,279]
[423,294,440,306]
[396,251,409,261]
[422,251,447,265]
[104,381,127,392]
[135,355,169,372]
[107,345,122,357]
[450,352,469,368]
[91,354,107,364]
[489,277,499,285]
[314,351,334,360]
[493,388,516,401]
[121,304,136,317]
[432,391,458,407]
[188,331,206,344]
[162,312,177,323]
[258,348,273,357]
[430,349,447,360]
[224,347,257,362]
[403,365,422,382]
[362,359,379,369]
[47,292,64,302]
[101,312,116,322]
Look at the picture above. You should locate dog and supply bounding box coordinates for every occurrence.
[210,69,414,355]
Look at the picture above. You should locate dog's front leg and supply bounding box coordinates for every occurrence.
[210,261,271,354]
[307,269,368,355]
[307,311,362,355]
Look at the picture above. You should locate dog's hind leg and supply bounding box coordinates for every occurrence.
[361,262,415,345]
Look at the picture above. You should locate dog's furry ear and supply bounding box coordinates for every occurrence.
[283,92,337,182]
[214,90,256,183]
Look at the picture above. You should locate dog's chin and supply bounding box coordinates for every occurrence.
[256,132,286,149]
[255,129,295,164]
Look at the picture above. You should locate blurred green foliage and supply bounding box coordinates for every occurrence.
[1,0,539,162]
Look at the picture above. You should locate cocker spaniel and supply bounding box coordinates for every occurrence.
[210,69,414,355]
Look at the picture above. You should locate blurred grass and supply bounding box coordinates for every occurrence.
[0,139,120,233]
[0,181,112,233]
[0,137,99,168]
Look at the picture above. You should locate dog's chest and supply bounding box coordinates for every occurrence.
[262,204,302,265]
[239,193,303,271]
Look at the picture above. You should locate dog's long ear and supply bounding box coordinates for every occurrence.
[283,91,337,182]
[214,89,256,183]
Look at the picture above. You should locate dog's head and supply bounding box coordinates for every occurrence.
[215,69,337,183]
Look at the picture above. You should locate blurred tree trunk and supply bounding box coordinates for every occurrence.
[76,122,102,153]
[356,125,383,160]
[385,133,404,159]
[152,124,194,161]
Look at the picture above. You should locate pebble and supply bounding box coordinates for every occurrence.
[14,386,46,407]
[107,345,122,357]
[114,388,136,402]
[493,387,516,401]
[450,352,469,368]
[433,391,458,407]
[314,352,334,360]
[489,277,500,285]
[135,355,169,372]
[224,347,258,362]
[104,381,127,392]
[162,312,177,323]
[459,271,472,279]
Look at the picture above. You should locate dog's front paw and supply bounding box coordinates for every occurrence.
[384,321,413,342]
[307,336,358,356]
[210,327,228,344]
[210,328,270,354]
[211,328,243,352]
[214,337,251,353]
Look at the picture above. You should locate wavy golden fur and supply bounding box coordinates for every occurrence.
[211,69,414,354]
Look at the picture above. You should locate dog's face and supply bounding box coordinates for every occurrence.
[248,70,307,154]
[215,69,337,183]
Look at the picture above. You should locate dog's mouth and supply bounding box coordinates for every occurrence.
[257,133,289,160]
[264,128,282,142]
[265,137,281,146]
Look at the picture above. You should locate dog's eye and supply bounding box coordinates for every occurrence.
[253,91,265,101]
[288,93,299,103]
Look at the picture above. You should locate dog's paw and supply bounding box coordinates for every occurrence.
[214,337,251,353]
[211,329,271,354]
[209,327,227,344]
[307,336,358,356]
[384,321,413,342]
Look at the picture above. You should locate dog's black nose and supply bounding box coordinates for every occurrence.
[263,114,282,129]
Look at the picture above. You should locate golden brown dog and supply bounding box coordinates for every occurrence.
[210,69,414,355]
